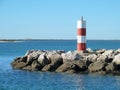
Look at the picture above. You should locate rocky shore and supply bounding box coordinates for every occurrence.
[11,48,120,75]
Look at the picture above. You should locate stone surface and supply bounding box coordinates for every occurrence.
[11,62,26,69]
[102,50,114,56]
[97,55,108,62]
[38,53,50,66]
[50,53,63,69]
[62,51,81,63]
[117,49,120,53]
[27,52,40,65]
[56,62,77,72]
[86,54,97,62]
[95,49,106,54]
[11,49,120,75]
[105,63,116,73]
[86,48,93,53]
[42,64,54,71]
[65,69,76,74]
[113,54,120,65]
[22,66,32,71]
[31,60,43,71]
[88,61,107,72]
[73,60,86,71]
[25,50,37,56]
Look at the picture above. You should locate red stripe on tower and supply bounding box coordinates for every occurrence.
[77,16,86,51]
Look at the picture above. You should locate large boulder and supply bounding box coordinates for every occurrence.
[107,54,114,62]
[42,53,63,72]
[102,50,114,56]
[97,55,108,62]
[86,54,97,63]
[56,61,78,73]
[46,50,65,58]
[11,56,27,69]
[86,48,93,53]
[42,64,54,72]
[50,53,63,68]
[41,52,63,71]
[38,53,50,66]
[22,66,32,71]
[11,62,27,69]
[73,60,86,71]
[105,63,116,73]
[95,49,106,54]
[27,51,40,65]
[88,61,107,72]
[117,49,120,53]
[25,50,38,56]
[23,61,43,71]
[61,51,81,63]
[31,60,43,71]
[112,54,120,65]
[51,50,65,55]
[14,56,27,63]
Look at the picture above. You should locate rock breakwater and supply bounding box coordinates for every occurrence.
[11,49,120,75]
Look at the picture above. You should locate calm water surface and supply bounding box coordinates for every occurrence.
[0,40,120,90]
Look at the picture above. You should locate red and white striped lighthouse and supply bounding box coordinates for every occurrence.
[77,16,86,51]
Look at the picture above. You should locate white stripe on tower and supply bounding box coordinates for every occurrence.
[77,16,86,51]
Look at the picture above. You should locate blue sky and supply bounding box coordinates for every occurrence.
[0,0,120,39]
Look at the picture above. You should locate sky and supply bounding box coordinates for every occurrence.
[0,0,120,40]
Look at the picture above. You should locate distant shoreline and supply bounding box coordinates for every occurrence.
[0,39,120,42]
[0,39,16,42]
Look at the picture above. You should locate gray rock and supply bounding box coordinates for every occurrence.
[22,66,32,71]
[88,61,107,72]
[107,54,114,62]
[31,60,43,71]
[51,50,65,55]
[56,62,77,72]
[46,50,64,56]
[105,63,116,73]
[95,49,106,54]
[116,49,120,53]
[102,50,114,56]
[27,52,40,65]
[11,56,28,69]
[86,48,93,53]
[86,54,97,62]
[14,56,27,63]
[97,71,107,75]
[62,51,81,63]
[38,53,50,66]
[65,70,76,74]
[11,62,27,69]
[25,50,38,56]
[42,55,63,72]
[47,51,61,59]
[97,55,108,62]
[84,59,92,67]
[73,60,86,71]
[21,56,27,63]
[113,54,120,65]
[42,64,54,71]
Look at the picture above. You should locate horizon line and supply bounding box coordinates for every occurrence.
[1,38,120,41]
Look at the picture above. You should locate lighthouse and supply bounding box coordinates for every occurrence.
[77,16,86,51]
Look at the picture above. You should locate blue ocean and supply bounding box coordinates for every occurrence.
[1,40,120,90]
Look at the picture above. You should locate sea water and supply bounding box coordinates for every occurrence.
[1,40,120,90]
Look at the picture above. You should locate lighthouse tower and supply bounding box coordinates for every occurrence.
[77,16,86,51]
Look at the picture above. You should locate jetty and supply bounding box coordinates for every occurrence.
[11,48,120,75]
